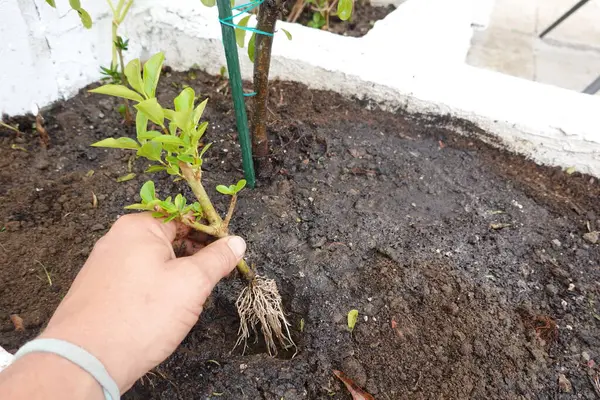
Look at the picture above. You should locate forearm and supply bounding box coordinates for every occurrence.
[0,353,104,400]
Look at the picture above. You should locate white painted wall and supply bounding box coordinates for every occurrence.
[1,0,599,177]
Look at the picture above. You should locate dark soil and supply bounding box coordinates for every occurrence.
[1,69,600,399]
[284,0,395,37]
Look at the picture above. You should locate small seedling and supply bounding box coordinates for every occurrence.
[90,52,294,355]
[288,0,354,29]
[347,309,358,332]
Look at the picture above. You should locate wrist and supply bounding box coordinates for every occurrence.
[0,352,104,400]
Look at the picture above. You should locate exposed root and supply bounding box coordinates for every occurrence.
[234,275,296,356]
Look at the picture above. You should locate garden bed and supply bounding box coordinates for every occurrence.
[284,0,396,37]
[1,69,599,399]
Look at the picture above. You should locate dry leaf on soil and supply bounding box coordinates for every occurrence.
[333,370,375,400]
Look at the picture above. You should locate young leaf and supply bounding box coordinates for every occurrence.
[89,84,144,102]
[201,0,216,6]
[172,111,193,133]
[137,141,162,161]
[124,203,152,210]
[281,28,293,40]
[174,87,195,112]
[248,33,256,63]
[216,185,234,195]
[163,214,178,223]
[191,202,202,213]
[91,137,139,150]
[136,111,148,141]
[174,194,186,211]
[193,99,208,125]
[235,16,251,48]
[151,211,164,218]
[45,0,57,7]
[160,200,178,213]
[199,142,212,159]
[77,9,92,29]
[143,52,165,98]
[69,0,81,9]
[177,154,195,164]
[337,0,353,21]
[116,173,136,182]
[347,309,358,332]
[234,179,247,193]
[125,59,146,97]
[135,98,164,126]
[145,165,167,173]
[137,130,162,141]
[152,135,185,147]
[140,181,156,203]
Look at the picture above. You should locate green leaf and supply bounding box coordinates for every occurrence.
[69,0,81,9]
[174,194,186,211]
[234,179,247,193]
[125,59,146,97]
[143,52,165,99]
[193,99,208,126]
[137,141,162,161]
[216,185,234,195]
[77,9,92,29]
[235,16,251,48]
[199,142,212,159]
[136,111,148,141]
[337,0,353,21]
[124,203,152,210]
[248,33,256,63]
[116,173,136,182]
[135,97,164,126]
[177,154,195,163]
[91,137,139,150]
[137,130,162,141]
[191,202,202,213]
[347,309,358,332]
[89,84,144,102]
[163,108,175,122]
[281,28,292,40]
[145,165,166,173]
[201,0,216,6]
[174,87,195,112]
[152,135,185,147]
[45,0,57,7]
[160,200,177,213]
[163,214,178,223]
[172,111,193,133]
[140,181,156,203]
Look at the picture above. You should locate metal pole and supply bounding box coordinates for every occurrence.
[216,0,256,188]
[539,0,591,38]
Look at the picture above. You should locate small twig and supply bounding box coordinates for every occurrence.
[35,260,52,286]
[36,112,50,148]
[223,194,237,229]
[180,217,219,236]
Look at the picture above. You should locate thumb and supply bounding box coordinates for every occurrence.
[171,236,246,289]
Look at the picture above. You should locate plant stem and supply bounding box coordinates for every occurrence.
[251,0,281,168]
[180,163,222,226]
[179,163,256,281]
[111,21,118,69]
[116,46,132,124]
[223,194,237,229]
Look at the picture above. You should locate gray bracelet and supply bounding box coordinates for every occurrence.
[14,338,120,400]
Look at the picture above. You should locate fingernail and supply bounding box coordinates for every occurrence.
[227,236,246,259]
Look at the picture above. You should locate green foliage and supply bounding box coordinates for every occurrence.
[337,0,353,21]
[201,0,216,6]
[90,52,246,221]
[216,179,247,195]
[125,181,204,223]
[100,65,121,84]
[281,28,293,40]
[45,0,92,28]
[235,16,251,48]
[248,33,256,63]
[347,309,358,332]
[307,11,326,29]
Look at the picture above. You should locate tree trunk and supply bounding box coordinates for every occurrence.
[251,0,282,171]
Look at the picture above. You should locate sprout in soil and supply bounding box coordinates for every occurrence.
[89,52,295,355]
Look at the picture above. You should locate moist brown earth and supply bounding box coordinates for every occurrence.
[284,0,396,37]
[1,69,600,399]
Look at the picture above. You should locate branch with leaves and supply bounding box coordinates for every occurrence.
[89,52,294,355]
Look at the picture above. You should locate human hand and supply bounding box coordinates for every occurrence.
[39,213,245,392]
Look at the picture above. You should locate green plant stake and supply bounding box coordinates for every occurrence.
[216,0,256,188]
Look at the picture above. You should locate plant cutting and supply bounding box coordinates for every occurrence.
[89,52,295,355]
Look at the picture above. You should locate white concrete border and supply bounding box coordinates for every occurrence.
[1,0,599,176]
